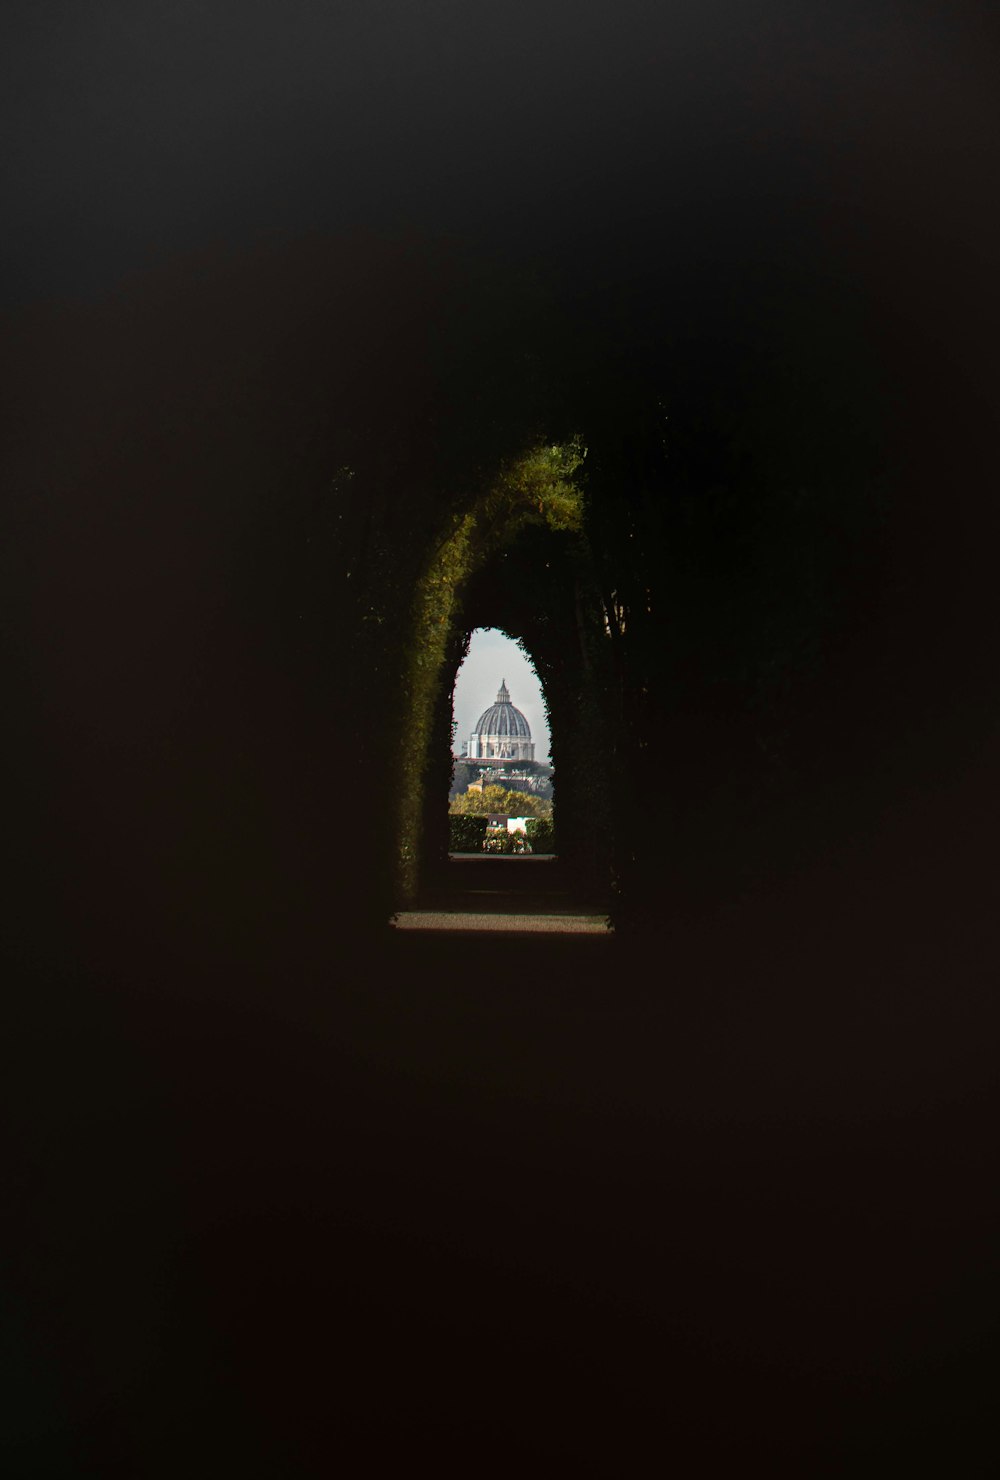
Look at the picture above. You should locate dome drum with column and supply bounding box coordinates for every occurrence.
[467,680,535,761]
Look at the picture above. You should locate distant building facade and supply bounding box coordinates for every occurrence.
[452,678,552,801]
[450,759,553,802]
[466,679,535,761]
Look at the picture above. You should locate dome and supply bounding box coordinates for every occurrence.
[467,679,535,761]
[473,679,532,740]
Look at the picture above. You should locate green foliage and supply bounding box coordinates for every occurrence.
[448,814,489,852]
[483,827,532,853]
[395,439,583,897]
[524,816,556,853]
[484,438,587,540]
[449,813,548,854]
[449,784,552,819]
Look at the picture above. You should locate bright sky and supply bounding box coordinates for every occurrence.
[452,628,550,763]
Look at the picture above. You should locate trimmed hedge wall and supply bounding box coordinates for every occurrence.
[524,816,556,853]
[448,814,557,853]
[448,815,490,852]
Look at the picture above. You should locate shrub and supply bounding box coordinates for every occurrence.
[524,816,556,853]
[448,814,490,852]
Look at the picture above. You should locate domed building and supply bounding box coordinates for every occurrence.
[467,679,535,761]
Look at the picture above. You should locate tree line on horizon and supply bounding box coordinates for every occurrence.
[449,784,552,820]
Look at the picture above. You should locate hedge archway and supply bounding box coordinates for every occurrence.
[392,438,614,904]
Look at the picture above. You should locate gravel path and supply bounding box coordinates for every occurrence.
[392,910,610,933]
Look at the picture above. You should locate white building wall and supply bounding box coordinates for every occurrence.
[468,734,535,762]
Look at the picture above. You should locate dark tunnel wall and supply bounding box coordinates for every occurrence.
[5,238,569,973]
[5,12,1000,1471]
[5,215,999,978]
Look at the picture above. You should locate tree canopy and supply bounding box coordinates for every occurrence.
[449,785,552,819]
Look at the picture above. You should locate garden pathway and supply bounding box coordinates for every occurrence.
[392,853,611,933]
